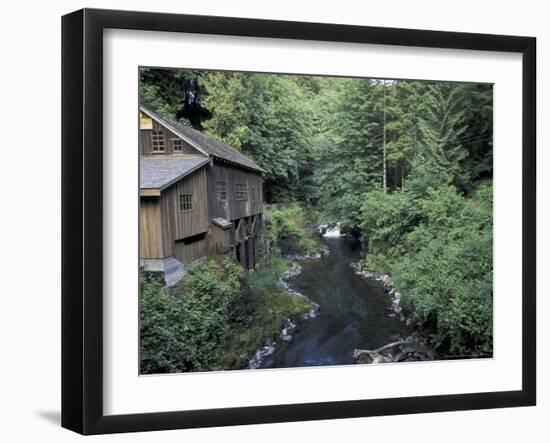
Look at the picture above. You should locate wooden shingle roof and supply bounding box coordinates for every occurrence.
[140,156,209,190]
[140,106,264,173]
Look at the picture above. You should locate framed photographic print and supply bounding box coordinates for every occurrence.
[61,8,536,435]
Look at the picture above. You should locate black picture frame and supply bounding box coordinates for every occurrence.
[61,8,536,435]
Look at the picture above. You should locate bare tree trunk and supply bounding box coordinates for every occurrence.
[353,340,403,360]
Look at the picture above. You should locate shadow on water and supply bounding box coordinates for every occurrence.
[262,237,412,369]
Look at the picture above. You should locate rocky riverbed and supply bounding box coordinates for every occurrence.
[248,261,321,369]
[350,260,438,364]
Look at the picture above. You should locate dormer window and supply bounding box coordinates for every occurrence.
[171,138,183,152]
[151,131,165,152]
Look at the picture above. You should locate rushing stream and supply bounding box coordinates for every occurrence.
[260,236,413,368]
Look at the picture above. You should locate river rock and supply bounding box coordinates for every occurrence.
[283,262,302,279]
[287,246,329,261]
[355,353,374,364]
[371,353,390,364]
[394,352,408,362]
[280,319,296,342]
[280,334,293,342]
[300,302,320,320]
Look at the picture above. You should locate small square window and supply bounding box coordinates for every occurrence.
[216,182,227,201]
[236,184,248,201]
[179,193,193,212]
[151,130,165,152]
[171,138,183,152]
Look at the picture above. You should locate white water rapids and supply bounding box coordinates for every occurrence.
[321,223,343,238]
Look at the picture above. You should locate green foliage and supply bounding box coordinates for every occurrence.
[139,69,494,359]
[185,72,318,202]
[139,68,209,127]
[140,258,246,374]
[360,182,493,355]
[247,257,292,294]
[201,72,252,148]
[222,257,315,369]
[224,288,314,368]
[249,258,314,323]
[393,231,493,355]
[242,75,317,202]
[359,188,423,273]
[314,79,383,226]
[265,203,322,256]
[140,255,315,372]
[140,70,492,208]
[418,83,469,190]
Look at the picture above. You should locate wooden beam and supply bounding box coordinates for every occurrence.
[234,218,244,243]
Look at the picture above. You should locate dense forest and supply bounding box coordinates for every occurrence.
[140,68,493,371]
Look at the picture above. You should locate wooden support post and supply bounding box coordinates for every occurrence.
[248,236,255,269]
[239,242,246,268]
[254,235,260,267]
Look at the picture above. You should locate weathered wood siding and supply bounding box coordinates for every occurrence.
[139,197,164,258]
[139,111,264,269]
[209,225,233,255]
[140,120,202,156]
[140,166,209,261]
[174,237,207,264]
[207,162,263,221]
[161,166,209,244]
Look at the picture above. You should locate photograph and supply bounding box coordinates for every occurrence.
[138,68,494,374]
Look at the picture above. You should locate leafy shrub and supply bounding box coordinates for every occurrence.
[393,231,493,355]
[140,255,315,372]
[360,188,423,273]
[359,181,493,356]
[140,258,246,374]
[266,203,321,255]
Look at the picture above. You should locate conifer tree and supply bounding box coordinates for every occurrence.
[419,82,469,188]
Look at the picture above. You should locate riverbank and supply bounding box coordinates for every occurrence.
[258,237,423,368]
[350,260,438,364]
[246,204,329,368]
[248,260,320,369]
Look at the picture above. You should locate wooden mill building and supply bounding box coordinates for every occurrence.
[139,106,264,285]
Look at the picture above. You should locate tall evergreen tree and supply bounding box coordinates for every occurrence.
[418,82,469,189]
[385,80,428,190]
[242,75,315,203]
[456,83,493,190]
[314,78,383,225]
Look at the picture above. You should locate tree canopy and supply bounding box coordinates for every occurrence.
[139,68,493,357]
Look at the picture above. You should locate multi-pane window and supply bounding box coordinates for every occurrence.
[216,182,227,201]
[151,130,165,152]
[171,138,183,152]
[236,184,248,201]
[179,193,193,212]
